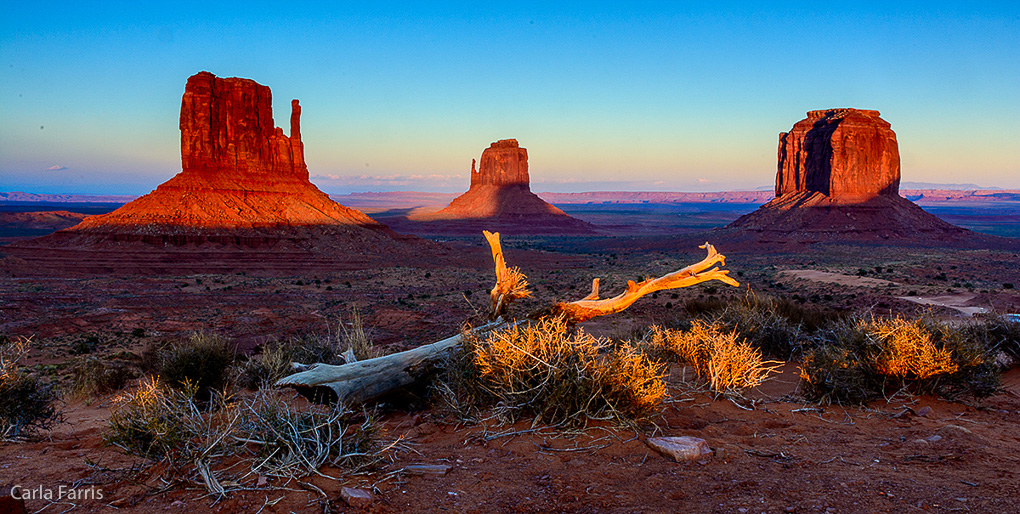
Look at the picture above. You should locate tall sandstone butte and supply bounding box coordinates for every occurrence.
[418,139,593,234]
[775,108,900,201]
[727,108,971,244]
[69,71,382,233]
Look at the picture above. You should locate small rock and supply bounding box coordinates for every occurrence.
[405,464,452,475]
[916,406,931,417]
[341,487,374,508]
[645,436,712,462]
[925,435,942,443]
[256,475,268,487]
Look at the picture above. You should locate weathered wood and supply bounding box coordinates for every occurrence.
[547,242,739,322]
[275,233,740,404]
[275,319,507,404]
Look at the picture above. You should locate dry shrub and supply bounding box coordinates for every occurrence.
[800,315,999,405]
[682,290,838,358]
[68,354,138,399]
[106,378,378,481]
[870,318,957,379]
[1,336,60,440]
[649,322,780,394]
[236,391,378,477]
[105,376,209,461]
[336,306,378,362]
[453,317,665,424]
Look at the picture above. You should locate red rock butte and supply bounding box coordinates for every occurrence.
[71,71,382,233]
[5,72,441,273]
[727,108,975,244]
[413,139,594,234]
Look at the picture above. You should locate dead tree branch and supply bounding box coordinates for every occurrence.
[275,233,739,404]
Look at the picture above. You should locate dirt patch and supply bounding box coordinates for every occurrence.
[898,293,988,317]
[780,269,897,287]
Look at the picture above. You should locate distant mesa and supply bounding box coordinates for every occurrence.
[411,139,595,234]
[4,71,439,273]
[726,108,984,245]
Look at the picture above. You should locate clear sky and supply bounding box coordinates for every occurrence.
[2,2,1018,195]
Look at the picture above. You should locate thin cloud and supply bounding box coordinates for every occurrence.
[46,165,69,171]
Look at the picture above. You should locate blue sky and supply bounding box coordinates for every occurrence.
[1,2,1018,194]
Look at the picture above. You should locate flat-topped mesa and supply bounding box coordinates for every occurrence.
[776,108,899,202]
[179,71,306,182]
[470,139,530,189]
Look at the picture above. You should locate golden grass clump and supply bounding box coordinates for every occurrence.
[800,315,999,405]
[467,316,665,424]
[649,321,780,394]
[870,317,958,380]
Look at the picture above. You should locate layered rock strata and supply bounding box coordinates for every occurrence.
[414,139,594,234]
[727,109,974,244]
[776,109,900,201]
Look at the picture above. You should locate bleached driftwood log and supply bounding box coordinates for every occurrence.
[276,232,739,404]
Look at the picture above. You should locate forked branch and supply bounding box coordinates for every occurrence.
[275,233,740,404]
[543,243,740,323]
[485,230,531,319]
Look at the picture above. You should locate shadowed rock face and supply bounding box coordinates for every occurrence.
[776,109,900,202]
[416,139,594,234]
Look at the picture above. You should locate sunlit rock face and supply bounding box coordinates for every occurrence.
[418,139,594,234]
[4,72,447,273]
[70,71,382,234]
[776,108,900,202]
[727,108,971,243]
[179,71,308,181]
[470,139,530,188]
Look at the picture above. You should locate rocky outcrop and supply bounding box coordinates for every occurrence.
[67,71,382,233]
[5,72,444,272]
[726,108,986,246]
[776,109,900,202]
[470,139,529,188]
[411,139,594,234]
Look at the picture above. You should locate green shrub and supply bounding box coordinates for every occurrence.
[153,332,238,400]
[238,308,377,390]
[682,291,840,358]
[1,337,61,440]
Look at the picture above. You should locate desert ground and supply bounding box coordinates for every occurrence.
[2,197,1019,513]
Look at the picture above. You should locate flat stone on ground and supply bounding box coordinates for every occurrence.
[646,436,713,462]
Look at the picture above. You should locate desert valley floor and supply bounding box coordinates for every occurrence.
[1,195,1019,513]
